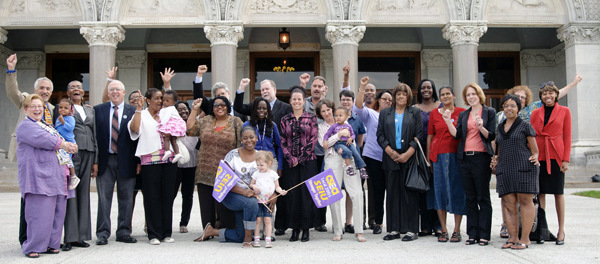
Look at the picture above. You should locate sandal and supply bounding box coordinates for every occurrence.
[450,232,462,243]
[500,223,509,238]
[465,239,478,245]
[25,252,39,258]
[438,232,448,242]
[511,243,528,250]
[44,248,60,254]
[355,234,367,242]
[242,242,253,248]
[502,241,516,249]
[332,235,342,241]
[180,226,188,233]
[479,239,489,246]
[194,222,212,242]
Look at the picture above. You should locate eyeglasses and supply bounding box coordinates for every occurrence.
[28,105,44,109]
[130,96,140,101]
[213,103,228,109]
[503,104,518,109]
[539,81,555,89]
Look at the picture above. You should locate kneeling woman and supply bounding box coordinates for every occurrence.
[200,126,259,247]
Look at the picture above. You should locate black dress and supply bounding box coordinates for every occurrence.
[496,117,539,197]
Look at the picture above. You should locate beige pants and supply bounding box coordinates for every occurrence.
[324,154,364,236]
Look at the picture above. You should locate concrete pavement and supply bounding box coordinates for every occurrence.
[1,188,599,263]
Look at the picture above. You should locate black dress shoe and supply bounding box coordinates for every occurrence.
[418,231,431,236]
[383,233,400,240]
[96,237,108,245]
[363,224,368,231]
[556,233,565,245]
[289,229,299,242]
[344,224,355,234]
[315,225,327,232]
[373,225,382,234]
[301,229,310,242]
[61,243,72,251]
[71,241,90,248]
[116,235,137,243]
[275,229,286,236]
[402,233,418,242]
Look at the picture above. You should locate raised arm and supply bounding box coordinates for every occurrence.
[5,54,24,108]
[234,78,252,116]
[558,71,583,99]
[193,65,211,115]
[128,91,144,134]
[299,73,310,89]
[161,67,176,90]
[342,60,350,88]
[102,67,118,103]
[355,77,369,109]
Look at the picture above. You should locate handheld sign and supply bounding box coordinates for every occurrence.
[212,160,240,203]
[305,168,343,208]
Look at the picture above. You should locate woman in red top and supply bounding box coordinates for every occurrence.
[426,86,466,243]
[530,82,571,245]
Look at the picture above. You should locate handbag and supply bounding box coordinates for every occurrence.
[405,137,431,193]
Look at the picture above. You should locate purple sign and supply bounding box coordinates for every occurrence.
[305,168,343,208]
[212,160,240,203]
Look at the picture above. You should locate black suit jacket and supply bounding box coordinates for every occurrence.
[193,81,247,122]
[94,102,138,178]
[234,91,292,132]
[376,106,422,171]
[453,104,497,159]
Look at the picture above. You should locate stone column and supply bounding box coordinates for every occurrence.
[421,49,453,88]
[319,49,334,102]
[116,51,147,96]
[557,23,600,166]
[204,21,244,102]
[442,21,487,107]
[80,22,125,106]
[520,46,566,105]
[236,49,250,102]
[325,21,366,105]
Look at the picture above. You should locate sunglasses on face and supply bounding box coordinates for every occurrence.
[213,103,228,108]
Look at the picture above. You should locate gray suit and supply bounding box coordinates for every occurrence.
[63,105,97,243]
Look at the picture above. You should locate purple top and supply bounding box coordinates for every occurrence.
[16,118,66,198]
[280,111,318,167]
[353,103,383,162]
[420,110,430,146]
[323,123,355,142]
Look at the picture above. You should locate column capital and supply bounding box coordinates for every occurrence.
[520,47,565,68]
[320,49,333,67]
[116,51,146,69]
[79,22,125,48]
[0,45,14,67]
[422,49,453,68]
[442,20,487,46]
[557,23,600,48]
[0,27,7,44]
[204,21,244,47]
[325,20,366,47]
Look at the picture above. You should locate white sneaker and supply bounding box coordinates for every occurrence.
[163,237,174,243]
[172,153,182,163]
[149,238,160,245]
[68,175,80,190]
[161,150,173,162]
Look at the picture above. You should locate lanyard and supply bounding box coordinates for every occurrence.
[256,121,266,149]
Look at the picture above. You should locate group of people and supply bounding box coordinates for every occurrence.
[9,51,581,257]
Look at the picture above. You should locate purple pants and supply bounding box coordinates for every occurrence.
[22,194,67,254]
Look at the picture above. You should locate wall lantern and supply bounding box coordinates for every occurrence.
[279,28,290,51]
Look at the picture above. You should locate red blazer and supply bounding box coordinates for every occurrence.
[530,104,572,174]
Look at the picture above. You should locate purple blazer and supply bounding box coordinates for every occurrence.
[16,119,66,198]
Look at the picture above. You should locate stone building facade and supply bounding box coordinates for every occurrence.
[0,0,599,178]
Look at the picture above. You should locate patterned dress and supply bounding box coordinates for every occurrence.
[495,117,539,197]
[276,111,323,230]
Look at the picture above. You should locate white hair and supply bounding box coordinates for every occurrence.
[34,77,54,92]
[211,82,229,97]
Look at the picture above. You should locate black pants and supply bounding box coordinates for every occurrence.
[458,153,492,241]
[364,157,385,225]
[384,166,419,234]
[175,167,195,227]
[316,155,327,227]
[19,198,26,245]
[141,163,178,240]
[419,192,441,233]
[196,183,236,229]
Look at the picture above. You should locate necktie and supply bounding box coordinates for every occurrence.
[44,103,53,126]
[111,106,119,153]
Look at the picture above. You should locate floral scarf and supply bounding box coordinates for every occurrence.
[28,116,74,168]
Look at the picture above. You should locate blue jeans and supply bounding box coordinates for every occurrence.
[257,203,273,218]
[334,141,366,168]
[219,192,258,243]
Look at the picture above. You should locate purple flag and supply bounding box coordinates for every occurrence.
[305,168,343,208]
[212,160,240,203]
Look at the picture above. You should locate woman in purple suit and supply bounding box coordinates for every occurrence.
[17,94,78,258]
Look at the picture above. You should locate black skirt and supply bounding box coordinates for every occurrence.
[539,160,565,195]
[275,158,324,230]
